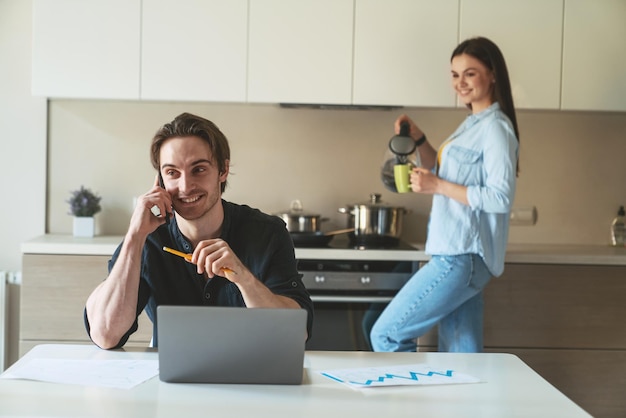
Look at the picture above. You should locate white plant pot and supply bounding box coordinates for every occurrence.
[73,217,95,238]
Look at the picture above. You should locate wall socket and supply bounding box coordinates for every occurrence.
[510,206,538,226]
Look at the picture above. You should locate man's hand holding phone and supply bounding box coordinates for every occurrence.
[157,172,171,224]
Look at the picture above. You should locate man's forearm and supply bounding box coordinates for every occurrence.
[85,235,145,348]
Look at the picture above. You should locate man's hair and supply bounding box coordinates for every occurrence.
[150,113,231,193]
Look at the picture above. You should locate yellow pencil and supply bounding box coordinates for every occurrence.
[163,246,192,261]
[162,246,234,274]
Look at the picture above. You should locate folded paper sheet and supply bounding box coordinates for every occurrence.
[1,358,159,389]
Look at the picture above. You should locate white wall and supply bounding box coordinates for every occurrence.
[0,0,47,369]
[0,0,47,271]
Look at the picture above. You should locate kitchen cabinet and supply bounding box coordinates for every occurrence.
[561,0,626,112]
[30,0,626,112]
[459,0,563,110]
[418,263,626,418]
[352,0,458,107]
[19,254,152,356]
[31,0,141,99]
[141,0,247,102]
[247,0,354,104]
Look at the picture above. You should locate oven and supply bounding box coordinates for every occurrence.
[295,237,420,351]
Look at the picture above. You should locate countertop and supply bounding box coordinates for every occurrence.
[21,234,626,265]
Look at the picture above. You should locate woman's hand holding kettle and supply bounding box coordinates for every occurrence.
[394,115,438,171]
[394,115,425,142]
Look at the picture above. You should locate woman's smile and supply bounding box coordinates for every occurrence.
[451,53,494,113]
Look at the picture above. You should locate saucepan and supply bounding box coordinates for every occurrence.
[274,200,328,233]
[274,200,354,247]
[338,193,409,247]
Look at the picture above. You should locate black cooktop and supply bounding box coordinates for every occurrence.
[294,233,416,251]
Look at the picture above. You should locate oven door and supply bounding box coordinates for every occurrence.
[300,259,418,351]
[305,296,390,351]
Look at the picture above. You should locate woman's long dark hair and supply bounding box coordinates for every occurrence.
[452,37,519,174]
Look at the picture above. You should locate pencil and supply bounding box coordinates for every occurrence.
[163,246,192,261]
[162,246,235,274]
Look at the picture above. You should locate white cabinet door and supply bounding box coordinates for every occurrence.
[31,0,141,99]
[353,0,458,107]
[141,0,247,102]
[247,0,354,104]
[459,0,563,110]
[562,0,626,112]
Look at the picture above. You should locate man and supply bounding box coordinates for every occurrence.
[85,113,313,349]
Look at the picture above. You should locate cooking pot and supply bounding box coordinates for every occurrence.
[274,200,327,233]
[338,193,408,245]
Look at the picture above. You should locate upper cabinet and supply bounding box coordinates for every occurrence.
[561,0,626,112]
[30,0,626,112]
[31,0,141,99]
[459,0,563,110]
[141,0,247,102]
[353,0,458,107]
[247,0,354,104]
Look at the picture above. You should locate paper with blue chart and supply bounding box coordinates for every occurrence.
[320,363,481,388]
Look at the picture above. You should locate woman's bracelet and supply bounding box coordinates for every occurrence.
[415,134,427,147]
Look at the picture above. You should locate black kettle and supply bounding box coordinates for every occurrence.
[381,122,420,192]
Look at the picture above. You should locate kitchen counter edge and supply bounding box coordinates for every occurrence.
[20,235,626,266]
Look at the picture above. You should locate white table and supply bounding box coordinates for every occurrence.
[0,344,591,418]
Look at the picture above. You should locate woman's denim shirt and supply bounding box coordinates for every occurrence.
[425,102,518,277]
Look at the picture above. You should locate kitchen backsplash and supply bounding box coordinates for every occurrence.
[48,100,626,246]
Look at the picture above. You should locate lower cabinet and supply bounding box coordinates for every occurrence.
[505,348,626,418]
[19,254,153,356]
[418,263,626,418]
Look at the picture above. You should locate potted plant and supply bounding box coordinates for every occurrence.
[67,186,102,237]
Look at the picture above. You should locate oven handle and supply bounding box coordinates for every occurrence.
[310,295,394,303]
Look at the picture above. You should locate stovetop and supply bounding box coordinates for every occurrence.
[294,236,423,262]
[327,238,416,251]
[296,234,416,250]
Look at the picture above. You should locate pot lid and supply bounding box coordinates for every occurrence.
[353,193,404,209]
[275,199,321,217]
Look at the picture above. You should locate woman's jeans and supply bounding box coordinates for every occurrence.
[370,254,492,353]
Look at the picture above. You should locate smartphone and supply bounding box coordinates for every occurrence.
[158,172,170,225]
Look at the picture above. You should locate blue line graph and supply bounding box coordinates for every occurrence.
[351,370,455,386]
[319,363,480,388]
[321,372,346,383]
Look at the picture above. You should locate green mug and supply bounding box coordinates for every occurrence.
[394,163,412,193]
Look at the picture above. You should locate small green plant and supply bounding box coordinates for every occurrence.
[67,186,102,217]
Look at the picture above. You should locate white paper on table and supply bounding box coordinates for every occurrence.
[1,358,159,389]
[319,363,481,388]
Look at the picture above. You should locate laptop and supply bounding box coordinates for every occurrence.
[156,305,307,385]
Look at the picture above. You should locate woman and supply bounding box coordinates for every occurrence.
[370,37,519,353]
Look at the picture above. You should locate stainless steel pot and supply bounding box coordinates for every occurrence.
[274,200,327,233]
[338,193,408,241]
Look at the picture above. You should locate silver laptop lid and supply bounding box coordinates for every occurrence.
[157,306,307,385]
